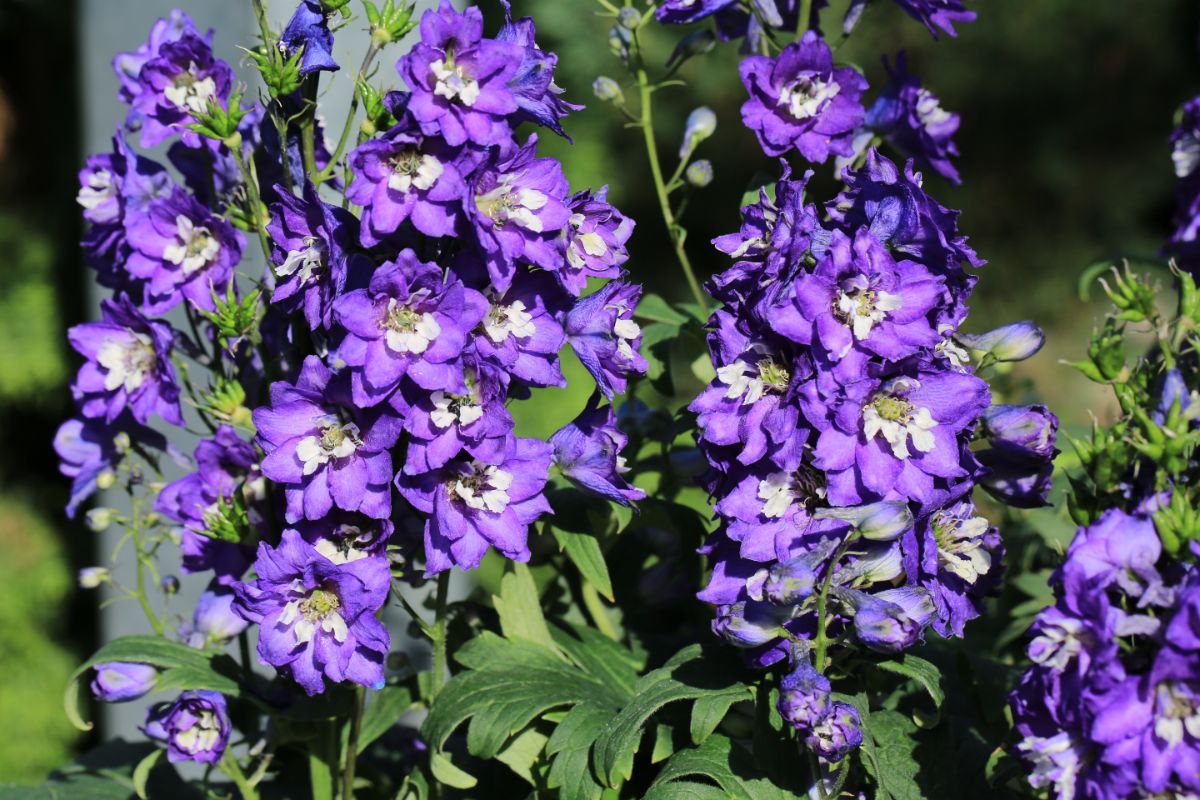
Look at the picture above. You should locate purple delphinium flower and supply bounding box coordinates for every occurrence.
[180,583,249,648]
[777,659,832,731]
[125,187,245,314]
[912,499,1001,636]
[54,414,165,518]
[233,530,390,695]
[113,11,202,108]
[92,662,158,703]
[143,691,231,764]
[396,437,553,574]
[563,279,647,398]
[470,267,568,389]
[837,585,937,653]
[398,1,522,147]
[401,362,515,474]
[346,121,470,243]
[830,148,982,274]
[773,227,943,369]
[332,250,488,407]
[496,4,581,138]
[280,0,339,76]
[656,0,736,24]
[254,356,403,522]
[890,0,976,38]
[981,404,1059,462]
[550,392,646,507]
[556,187,635,296]
[469,137,572,292]
[130,32,234,148]
[267,182,365,330]
[290,510,395,564]
[69,295,182,426]
[806,701,863,761]
[866,53,960,183]
[738,32,867,161]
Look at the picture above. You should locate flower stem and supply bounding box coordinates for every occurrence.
[317,44,381,186]
[231,148,274,265]
[813,534,857,672]
[220,750,260,800]
[633,57,708,313]
[129,495,163,635]
[808,751,829,800]
[797,0,814,36]
[430,571,451,698]
[238,629,254,681]
[341,684,366,800]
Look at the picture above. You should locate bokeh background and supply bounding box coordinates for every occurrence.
[0,0,1196,783]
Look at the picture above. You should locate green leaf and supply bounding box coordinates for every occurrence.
[545,704,609,800]
[131,749,161,800]
[357,685,415,752]
[876,655,945,709]
[493,562,559,652]
[495,727,549,785]
[429,753,477,790]
[858,704,923,800]
[635,293,689,325]
[689,692,742,744]
[551,526,614,601]
[643,782,731,800]
[640,322,679,395]
[549,624,642,699]
[645,735,798,800]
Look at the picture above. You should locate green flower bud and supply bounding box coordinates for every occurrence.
[592,76,624,104]
[85,508,114,533]
[686,159,714,187]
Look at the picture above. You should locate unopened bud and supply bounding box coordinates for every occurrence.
[686,159,713,187]
[113,432,132,452]
[955,321,1045,363]
[814,500,913,541]
[78,567,110,589]
[160,575,181,595]
[680,106,717,157]
[608,24,631,61]
[617,7,641,30]
[85,508,113,532]
[666,29,717,70]
[96,470,117,490]
[592,76,624,104]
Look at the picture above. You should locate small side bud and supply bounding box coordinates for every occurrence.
[680,106,717,157]
[160,575,181,595]
[85,508,114,533]
[955,320,1045,362]
[814,500,913,541]
[592,76,624,104]
[78,567,110,589]
[666,29,717,71]
[686,159,714,187]
[617,7,641,30]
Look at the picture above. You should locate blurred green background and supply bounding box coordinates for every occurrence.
[0,0,1196,783]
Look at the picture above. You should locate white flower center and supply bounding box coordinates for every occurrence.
[1017,732,1083,800]
[835,276,903,344]
[315,524,377,565]
[1029,617,1084,672]
[1155,682,1200,748]
[174,709,222,753]
[280,588,348,645]
[388,149,444,193]
[163,214,220,275]
[77,169,116,213]
[276,238,324,286]
[484,300,536,343]
[914,88,952,129]
[566,212,609,270]
[757,468,826,519]
[97,332,156,393]
[476,177,549,232]
[429,390,484,430]
[430,58,480,106]
[164,65,218,115]
[382,296,441,354]
[778,73,840,120]
[716,351,789,405]
[295,415,361,476]
[1175,133,1200,178]
[932,510,991,584]
[612,308,642,360]
[451,462,513,513]
[862,381,937,459]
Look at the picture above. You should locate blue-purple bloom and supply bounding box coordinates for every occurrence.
[550,392,646,507]
[497,4,581,138]
[865,53,960,183]
[559,188,635,296]
[280,0,339,76]
[54,413,165,517]
[129,31,234,148]
[181,583,249,648]
[564,279,647,398]
[143,691,231,764]
[890,0,975,38]
[91,662,158,703]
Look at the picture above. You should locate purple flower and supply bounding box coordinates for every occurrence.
[890,0,975,38]
[837,585,936,653]
[981,404,1059,462]
[290,511,395,564]
[550,392,646,507]
[396,437,553,574]
[267,182,364,330]
[113,11,202,109]
[866,52,960,183]
[1056,508,1164,605]
[977,447,1054,509]
[398,1,522,147]
[125,187,245,314]
[470,267,568,389]
[92,662,158,703]
[558,188,635,296]
[280,0,339,76]
[712,601,790,648]
[346,122,470,242]
[830,148,982,274]
[713,463,844,563]
[496,4,581,138]
[234,530,391,695]
[655,0,738,25]
[143,691,231,764]
[778,659,832,731]
[469,137,572,292]
[333,251,488,407]
[130,32,234,148]
[774,227,943,368]
[402,363,515,474]
[180,583,249,648]
[914,499,1001,636]
[54,414,165,518]
[254,356,403,522]
[69,295,182,427]
[738,32,867,161]
[1154,368,1192,425]
[805,701,863,761]
[564,279,647,398]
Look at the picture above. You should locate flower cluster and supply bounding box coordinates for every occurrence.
[667,0,1055,763]
[1165,94,1200,272]
[1010,508,1200,798]
[63,3,647,761]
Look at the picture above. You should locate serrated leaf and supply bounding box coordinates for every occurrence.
[429,753,477,790]
[549,624,642,699]
[131,749,161,800]
[551,526,614,601]
[357,685,415,752]
[646,735,797,800]
[858,704,923,800]
[690,691,744,744]
[496,727,549,785]
[635,294,689,325]
[545,704,609,800]
[493,562,558,652]
[876,655,945,709]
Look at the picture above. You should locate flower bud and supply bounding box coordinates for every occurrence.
[955,321,1045,362]
[680,106,717,157]
[182,584,248,648]
[160,575,180,595]
[835,543,904,589]
[592,76,624,104]
[608,24,631,61]
[804,701,863,761]
[761,556,817,605]
[982,404,1059,461]
[78,566,109,589]
[712,602,788,648]
[617,6,641,30]
[96,470,117,490]
[113,432,132,452]
[777,660,831,731]
[666,29,717,70]
[837,586,933,653]
[85,508,114,533]
[815,500,913,542]
[977,448,1054,509]
[686,159,714,188]
[91,662,158,703]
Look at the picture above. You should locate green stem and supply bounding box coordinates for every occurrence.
[299,77,320,181]
[581,581,618,640]
[220,750,260,800]
[633,57,708,313]
[808,751,829,800]
[430,572,451,698]
[317,44,381,185]
[231,147,274,264]
[341,684,366,800]
[797,0,814,36]
[813,535,857,672]
[129,496,164,635]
